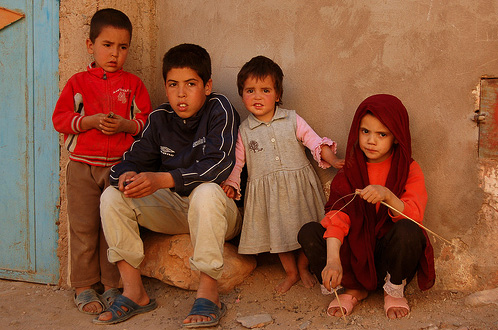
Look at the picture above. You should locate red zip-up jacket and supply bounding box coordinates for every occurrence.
[53,63,152,166]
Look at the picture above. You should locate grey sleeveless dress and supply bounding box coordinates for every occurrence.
[239,108,326,254]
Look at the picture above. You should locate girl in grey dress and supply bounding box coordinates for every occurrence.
[222,56,344,293]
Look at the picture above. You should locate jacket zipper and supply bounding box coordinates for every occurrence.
[103,72,111,163]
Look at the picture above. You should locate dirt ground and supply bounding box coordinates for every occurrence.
[1,255,497,330]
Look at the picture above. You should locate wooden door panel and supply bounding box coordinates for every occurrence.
[0,0,59,284]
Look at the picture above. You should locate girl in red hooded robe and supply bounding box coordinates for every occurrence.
[298,94,435,319]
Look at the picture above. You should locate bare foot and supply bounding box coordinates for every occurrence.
[327,289,368,317]
[275,251,302,293]
[296,249,316,289]
[275,273,300,293]
[298,267,317,289]
[75,287,103,314]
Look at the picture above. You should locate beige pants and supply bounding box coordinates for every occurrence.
[100,182,242,280]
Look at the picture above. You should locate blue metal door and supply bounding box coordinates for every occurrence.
[0,0,59,283]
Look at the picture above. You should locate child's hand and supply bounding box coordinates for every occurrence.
[99,114,131,135]
[118,171,137,192]
[121,171,174,198]
[322,237,343,292]
[356,185,389,204]
[320,145,345,169]
[221,183,236,199]
[330,158,345,169]
[80,113,107,131]
[321,259,343,292]
[356,185,405,215]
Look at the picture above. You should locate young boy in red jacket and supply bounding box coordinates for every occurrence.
[52,8,152,315]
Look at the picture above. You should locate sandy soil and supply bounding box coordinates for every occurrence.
[1,255,497,330]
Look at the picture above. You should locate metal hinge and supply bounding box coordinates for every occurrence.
[0,7,25,30]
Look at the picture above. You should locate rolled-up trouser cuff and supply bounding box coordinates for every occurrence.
[101,186,145,269]
[189,258,224,280]
[107,247,144,269]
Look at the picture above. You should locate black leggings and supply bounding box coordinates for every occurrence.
[297,219,426,287]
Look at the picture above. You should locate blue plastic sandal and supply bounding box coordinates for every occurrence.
[182,298,227,328]
[92,294,157,325]
[99,288,121,309]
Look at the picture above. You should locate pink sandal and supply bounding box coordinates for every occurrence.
[327,294,359,316]
[384,294,410,318]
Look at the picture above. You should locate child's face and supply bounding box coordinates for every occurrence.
[165,67,212,119]
[358,113,396,163]
[86,26,130,73]
[242,75,279,122]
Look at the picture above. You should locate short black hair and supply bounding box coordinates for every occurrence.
[237,56,284,106]
[89,8,132,43]
[162,44,212,85]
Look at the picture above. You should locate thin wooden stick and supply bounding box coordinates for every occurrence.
[341,190,455,247]
[332,287,347,323]
[380,201,455,247]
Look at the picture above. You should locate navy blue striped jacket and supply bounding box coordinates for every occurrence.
[110,93,240,196]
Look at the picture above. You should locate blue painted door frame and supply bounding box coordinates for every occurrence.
[0,0,60,284]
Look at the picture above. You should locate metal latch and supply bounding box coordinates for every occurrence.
[472,112,487,124]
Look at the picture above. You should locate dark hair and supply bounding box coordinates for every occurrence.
[89,8,132,43]
[162,44,211,85]
[237,56,284,106]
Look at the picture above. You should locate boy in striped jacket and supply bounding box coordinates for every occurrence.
[52,8,152,315]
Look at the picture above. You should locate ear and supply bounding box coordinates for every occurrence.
[86,38,94,55]
[394,139,399,144]
[204,79,213,95]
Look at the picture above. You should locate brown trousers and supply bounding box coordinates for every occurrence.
[66,160,120,288]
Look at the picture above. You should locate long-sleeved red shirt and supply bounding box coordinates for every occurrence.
[321,155,427,243]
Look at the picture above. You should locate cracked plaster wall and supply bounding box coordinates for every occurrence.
[57,0,498,290]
